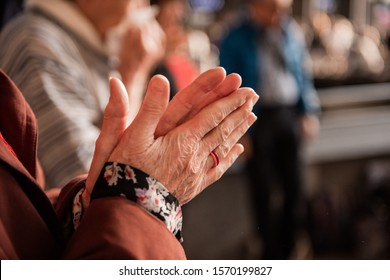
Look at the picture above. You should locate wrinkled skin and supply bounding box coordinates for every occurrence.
[83,67,258,205]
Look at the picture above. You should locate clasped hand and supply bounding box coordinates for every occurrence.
[83,67,258,205]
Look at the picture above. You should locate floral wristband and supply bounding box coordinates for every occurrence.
[90,162,183,242]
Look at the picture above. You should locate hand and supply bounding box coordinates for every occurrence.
[83,69,258,205]
[108,76,258,204]
[84,67,242,204]
[116,8,166,122]
[300,114,320,141]
[116,9,165,79]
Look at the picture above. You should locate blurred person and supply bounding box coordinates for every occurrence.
[0,0,165,189]
[150,0,200,93]
[219,0,320,259]
[0,67,259,259]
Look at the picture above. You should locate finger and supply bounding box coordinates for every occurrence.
[180,87,257,142]
[185,73,242,120]
[204,109,257,170]
[200,92,257,167]
[84,78,130,204]
[205,143,245,188]
[212,112,257,161]
[201,90,258,156]
[121,74,170,146]
[155,67,227,137]
[206,150,220,170]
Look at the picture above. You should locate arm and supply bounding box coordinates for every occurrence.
[289,20,321,140]
[289,19,320,115]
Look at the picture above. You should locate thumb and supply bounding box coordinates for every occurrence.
[130,75,170,141]
[83,78,129,205]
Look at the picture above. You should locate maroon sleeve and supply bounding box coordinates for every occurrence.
[55,175,186,260]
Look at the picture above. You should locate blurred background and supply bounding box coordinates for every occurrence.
[1,0,390,260]
[176,0,390,260]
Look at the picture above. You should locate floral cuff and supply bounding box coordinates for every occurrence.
[88,162,183,242]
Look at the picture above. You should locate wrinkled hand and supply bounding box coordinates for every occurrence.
[107,76,258,204]
[84,68,242,204]
[83,68,258,206]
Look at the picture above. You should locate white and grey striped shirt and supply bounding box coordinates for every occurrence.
[0,0,111,188]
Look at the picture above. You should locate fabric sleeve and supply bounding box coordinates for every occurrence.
[90,162,183,242]
[290,20,320,115]
[56,167,186,260]
[64,197,186,259]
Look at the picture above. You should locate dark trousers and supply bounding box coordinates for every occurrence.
[247,106,304,259]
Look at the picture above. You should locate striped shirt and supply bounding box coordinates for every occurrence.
[0,1,112,188]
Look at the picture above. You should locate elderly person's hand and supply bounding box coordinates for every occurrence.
[83,68,257,205]
[108,77,257,204]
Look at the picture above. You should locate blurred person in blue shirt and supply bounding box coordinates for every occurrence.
[219,0,320,259]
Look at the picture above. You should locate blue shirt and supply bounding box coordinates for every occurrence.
[219,18,320,115]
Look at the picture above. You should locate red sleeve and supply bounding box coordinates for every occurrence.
[55,175,186,260]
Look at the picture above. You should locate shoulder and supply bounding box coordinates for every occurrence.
[0,12,89,87]
[0,12,79,60]
[220,21,257,51]
[1,12,68,41]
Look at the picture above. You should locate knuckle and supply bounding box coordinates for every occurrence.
[213,167,224,181]
[217,124,232,141]
[237,119,250,135]
[219,142,231,158]
[213,109,225,124]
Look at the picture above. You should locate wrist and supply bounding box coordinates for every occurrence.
[90,162,183,242]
